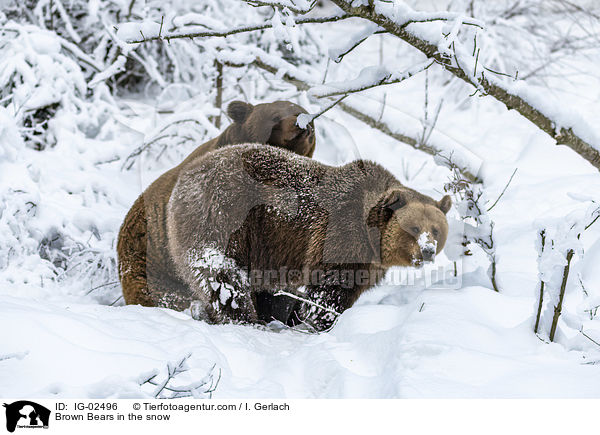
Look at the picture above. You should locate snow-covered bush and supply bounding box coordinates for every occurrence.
[0,18,129,299]
[446,0,600,85]
[441,156,498,291]
[534,204,600,343]
[0,21,89,149]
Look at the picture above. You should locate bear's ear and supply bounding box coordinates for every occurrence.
[367,190,407,227]
[383,190,407,212]
[227,101,254,124]
[437,195,452,214]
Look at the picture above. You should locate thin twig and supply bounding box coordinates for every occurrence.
[126,0,136,19]
[377,92,387,123]
[153,353,191,398]
[86,281,119,295]
[534,229,546,334]
[299,95,347,126]
[121,118,207,170]
[584,213,600,231]
[109,295,123,306]
[580,329,600,348]
[487,168,518,211]
[274,290,341,316]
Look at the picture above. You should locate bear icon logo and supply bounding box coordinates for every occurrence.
[3,401,50,432]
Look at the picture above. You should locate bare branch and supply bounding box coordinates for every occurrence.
[126,0,136,19]
[274,290,341,316]
[297,95,347,128]
[579,329,600,348]
[487,167,518,211]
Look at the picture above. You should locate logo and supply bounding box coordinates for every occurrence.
[3,401,50,433]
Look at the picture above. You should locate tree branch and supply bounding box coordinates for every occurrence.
[309,60,434,98]
[123,14,351,43]
[487,167,518,211]
[244,0,318,15]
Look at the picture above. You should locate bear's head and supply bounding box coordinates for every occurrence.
[369,189,452,267]
[227,100,316,157]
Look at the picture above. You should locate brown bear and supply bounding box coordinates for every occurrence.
[117,100,316,310]
[164,144,452,331]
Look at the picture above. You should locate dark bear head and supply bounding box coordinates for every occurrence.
[227,100,316,157]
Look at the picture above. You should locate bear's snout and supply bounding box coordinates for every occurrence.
[421,246,435,262]
[417,232,437,263]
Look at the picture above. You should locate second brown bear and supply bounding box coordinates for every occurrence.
[117,100,316,311]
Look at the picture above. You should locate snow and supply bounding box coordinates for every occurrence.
[3,286,600,398]
[417,231,437,257]
[2,0,600,400]
[116,21,162,43]
[189,247,236,272]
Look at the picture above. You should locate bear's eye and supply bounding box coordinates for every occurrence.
[432,228,439,237]
[410,226,420,235]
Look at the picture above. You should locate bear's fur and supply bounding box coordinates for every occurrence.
[163,144,451,331]
[117,101,316,309]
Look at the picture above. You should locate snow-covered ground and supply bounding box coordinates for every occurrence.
[2,0,600,398]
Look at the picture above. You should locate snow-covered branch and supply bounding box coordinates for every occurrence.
[534,204,600,342]
[244,0,483,26]
[118,14,350,43]
[309,61,434,98]
[138,354,221,399]
[244,0,318,14]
